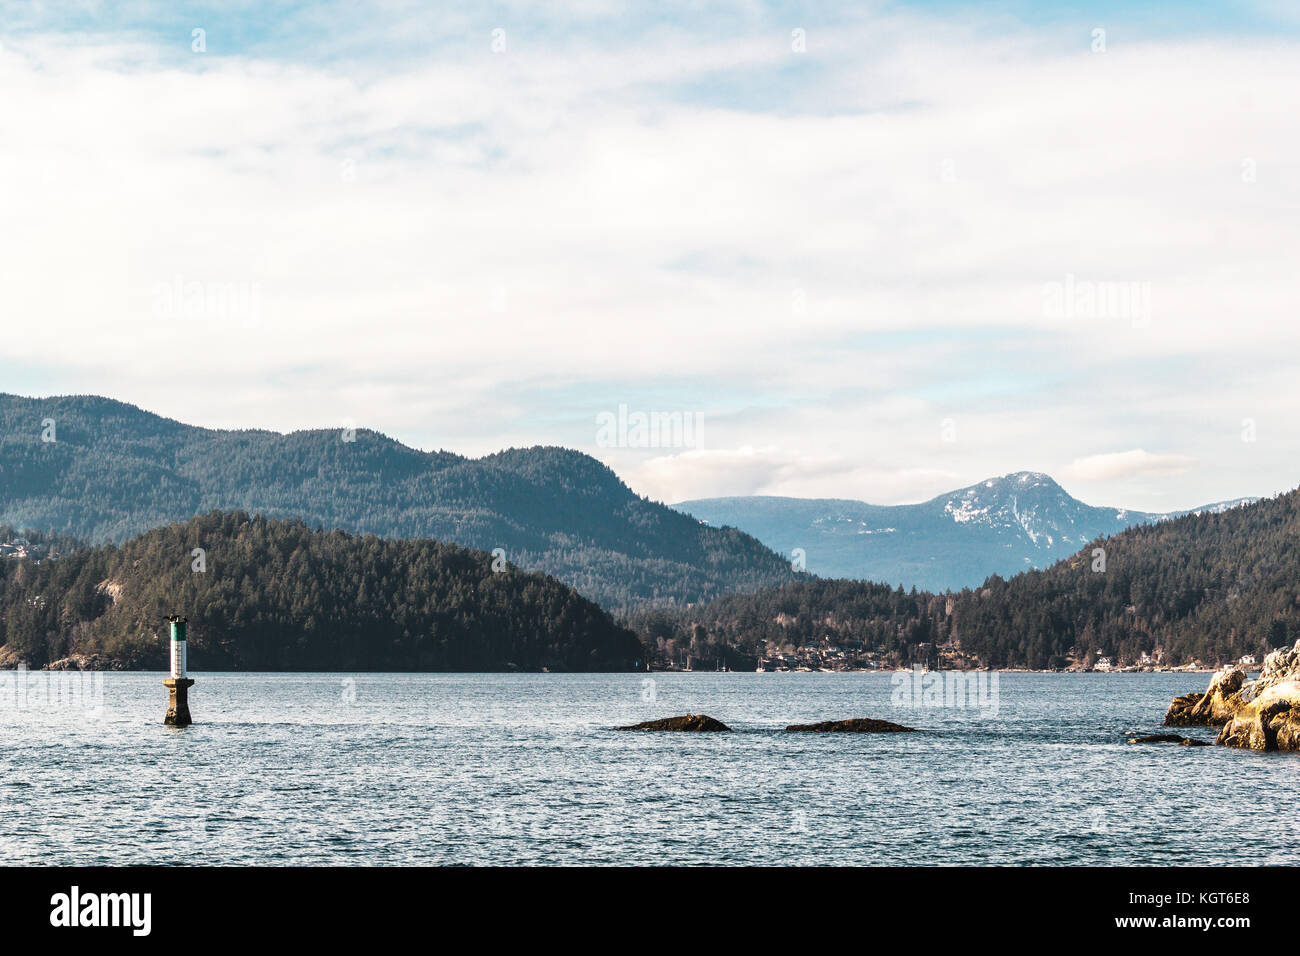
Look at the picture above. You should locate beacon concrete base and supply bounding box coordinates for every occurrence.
[163,677,195,726]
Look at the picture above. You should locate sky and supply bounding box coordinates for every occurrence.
[1,1,1297,511]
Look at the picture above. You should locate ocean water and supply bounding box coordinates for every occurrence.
[1,671,1295,866]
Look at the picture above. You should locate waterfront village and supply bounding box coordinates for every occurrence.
[654,636,1256,674]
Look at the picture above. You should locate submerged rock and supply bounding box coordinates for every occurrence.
[1127,733,1209,746]
[1161,642,1300,752]
[785,718,916,733]
[616,714,731,732]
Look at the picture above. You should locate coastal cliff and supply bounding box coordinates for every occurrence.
[1164,641,1300,751]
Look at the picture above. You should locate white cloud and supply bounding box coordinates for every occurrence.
[623,445,961,506]
[0,13,1298,511]
[630,446,853,502]
[1062,450,1199,484]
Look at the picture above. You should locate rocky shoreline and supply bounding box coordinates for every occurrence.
[1163,641,1300,751]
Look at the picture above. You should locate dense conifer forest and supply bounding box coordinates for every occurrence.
[0,512,643,671]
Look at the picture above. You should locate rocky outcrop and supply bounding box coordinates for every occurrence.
[785,718,916,733]
[1162,692,1204,725]
[43,654,126,671]
[1163,666,1245,726]
[94,579,125,605]
[616,714,731,732]
[1126,733,1209,746]
[0,644,29,669]
[1216,679,1300,751]
[1163,642,1300,751]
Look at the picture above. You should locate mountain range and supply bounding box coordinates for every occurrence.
[0,393,1263,617]
[0,394,792,611]
[675,473,1255,592]
[1,393,1289,671]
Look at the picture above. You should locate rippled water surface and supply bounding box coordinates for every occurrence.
[1,672,1295,865]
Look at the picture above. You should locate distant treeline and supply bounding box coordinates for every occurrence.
[0,511,643,671]
[630,489,1300,668]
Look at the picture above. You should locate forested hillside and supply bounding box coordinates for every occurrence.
[0,511,644,671]
[0,394,793,610]
[635,489,1300,669]
[954,488,1300,667]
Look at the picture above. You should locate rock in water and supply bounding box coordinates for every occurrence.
[615,714,731,732]
[1163,667,1245,726]
[1162,642,1300,752]
[1127,733,1209,746]
[785,718,916,733]
[1162,692,1205,726]
[1216,680,1300,751]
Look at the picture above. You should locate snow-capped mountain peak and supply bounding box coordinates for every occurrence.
[934,473,1084,545]
[675,475,1257,592]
